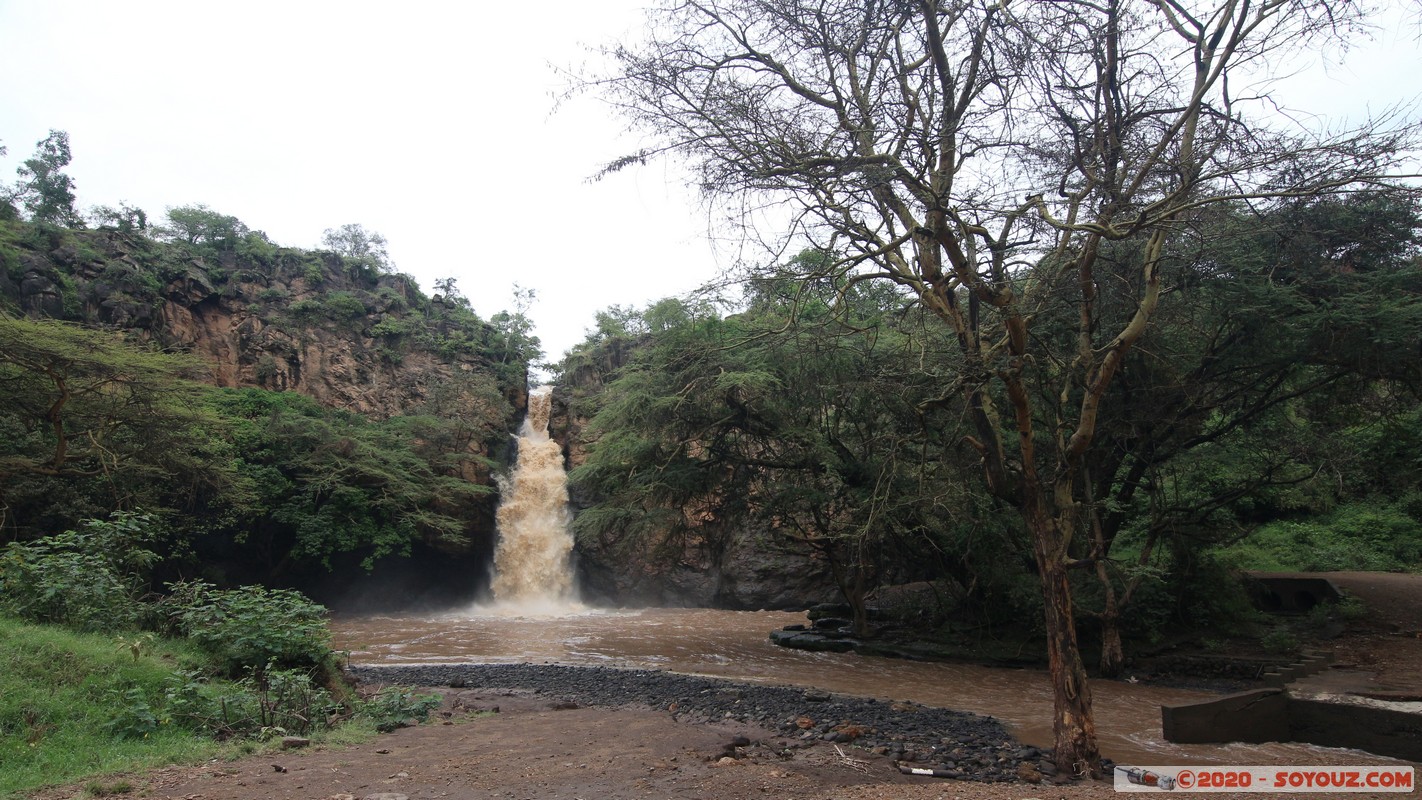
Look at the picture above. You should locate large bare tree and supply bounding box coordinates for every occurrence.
[586,0,1419,773]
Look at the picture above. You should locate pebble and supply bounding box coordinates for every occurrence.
[348,663,1022,783]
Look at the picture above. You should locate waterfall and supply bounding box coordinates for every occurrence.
[489,386,579,612]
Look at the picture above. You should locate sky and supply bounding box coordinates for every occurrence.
[0,0,729,365]
[0,1,1418,365]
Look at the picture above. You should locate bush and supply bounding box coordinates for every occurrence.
[164,581,332,676]
[1261,626,1300,655]
[162,667,339,738]
[0,512,159,631]
[360,686,443,732]
[1215,500,1421,573]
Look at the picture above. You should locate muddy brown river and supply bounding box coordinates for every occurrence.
[331,605,1365,766]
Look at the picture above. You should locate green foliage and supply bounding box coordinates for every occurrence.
[322,290,368,320]
[568,267,992,623]
[0,317,218,482]
[104,686,160,739]
[11,130,80,226]
[88,202,148,233]
[322,223,393,278]
[359,686,443,732]
[0,617,223,796]
[1215,501,1421,572]
[159,667,340,738]
[163,581,332,676]
[158,204,249,251]
[207,388,497,572]
[1260,626,1300,656]
[0,512,159,631]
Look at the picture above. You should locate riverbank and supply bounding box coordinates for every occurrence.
[349,663,1030,782]
[31,663,1411,800]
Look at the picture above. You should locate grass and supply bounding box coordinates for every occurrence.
[0,618,229,798]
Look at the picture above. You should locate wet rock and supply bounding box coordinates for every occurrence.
[768,629,856,652]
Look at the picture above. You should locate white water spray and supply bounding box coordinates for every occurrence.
[488,386,581,613]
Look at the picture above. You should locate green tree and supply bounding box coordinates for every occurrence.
[11,130,80,226]
[0,318,233,537]
[0,318,215,480]
[88,202,149,233]
[1068,193,1422,674]
[321,223,393,276]
[206,389,496,578]
[488,284,543,379]
[588,0,1418,772]
[158,204,249,250]
[572,276,974,633]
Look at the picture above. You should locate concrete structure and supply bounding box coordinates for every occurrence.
[1162,688,1422,762]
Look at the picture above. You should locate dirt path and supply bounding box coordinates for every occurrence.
[1272,571,1422,694]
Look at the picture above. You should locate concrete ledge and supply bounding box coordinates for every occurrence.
[1163,689,1422,762]
[1246,575,1341,613]
[1289,698,1422,762]
[1162,689,1291,744]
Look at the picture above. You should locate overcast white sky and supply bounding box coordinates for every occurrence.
[0,0,730,365]
[0,1,1417,365]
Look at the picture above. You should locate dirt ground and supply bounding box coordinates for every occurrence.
[1297,572,1422,694]
[31,571,1421,800]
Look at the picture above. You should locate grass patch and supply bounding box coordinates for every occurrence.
[0,618,228,798]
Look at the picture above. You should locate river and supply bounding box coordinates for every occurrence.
[330,605,1358,766]
[332,386,1372,767]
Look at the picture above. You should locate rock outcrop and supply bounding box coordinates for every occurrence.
[4,227,525,421]
[552,338,840,610]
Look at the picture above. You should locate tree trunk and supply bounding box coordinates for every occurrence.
[1098,590,1126,679]
[1093,513,1125,678]
[1026,505,1102,777]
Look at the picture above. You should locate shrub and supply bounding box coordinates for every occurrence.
[162,667,339,738]
[322,291,368,319]
[0,512,159,631]
[1261,626,1300,655]
[163,581,332,676]
[360,686,443,732]
[1215,500,1421,573]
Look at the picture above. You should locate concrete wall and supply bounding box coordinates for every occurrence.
[1162,689,1422,762]
[1162,689,1291,745]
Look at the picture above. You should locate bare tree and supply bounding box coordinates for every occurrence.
[586,0,1419,774]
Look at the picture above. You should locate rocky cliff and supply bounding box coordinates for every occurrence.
[552,338,839,610]
[1,224,526,422]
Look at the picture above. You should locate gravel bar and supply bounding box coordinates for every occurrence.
[348,662,1037,782]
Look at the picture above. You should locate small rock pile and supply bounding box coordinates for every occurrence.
[348,663,1029,782]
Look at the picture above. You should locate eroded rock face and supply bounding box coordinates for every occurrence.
[5,228,526,424]
[574,524,839,610]
[552,353,839,610]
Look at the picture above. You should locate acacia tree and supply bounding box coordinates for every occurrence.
[11,130,80,226]
[589,0,1419,773]
[322,223,393,274]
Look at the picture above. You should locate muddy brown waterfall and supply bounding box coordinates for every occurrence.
[490,386,578,610]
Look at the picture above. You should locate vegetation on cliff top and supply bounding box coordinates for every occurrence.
[0,133,541,585]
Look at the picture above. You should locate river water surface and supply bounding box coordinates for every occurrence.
[330,605,1364,766]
